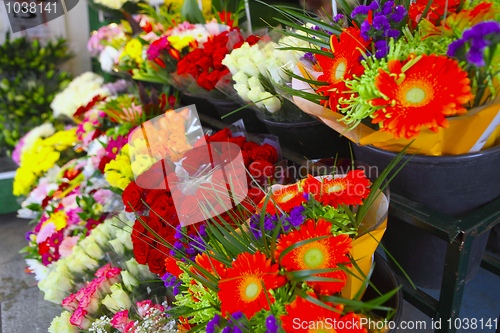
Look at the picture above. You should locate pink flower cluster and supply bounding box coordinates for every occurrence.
[110,300,165,333]
[63,264,122,330]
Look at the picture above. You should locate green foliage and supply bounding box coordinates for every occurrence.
[0,32,73,153]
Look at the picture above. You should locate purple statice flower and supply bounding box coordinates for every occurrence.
[382,1,395,15]
[302,192,310,200]
[199,224,207,237]
[333,13,344,23]
[266,314,279,333]
[386,29,401,38]
[351,5,370,19]
[173,281,182,296]
[360,20,372,41]
[175,225,183,240]
[286,206,306,228]
[369,0,380,11]
[375,40,390,59]
[302,52,317,65]
[373,15,390,32]
[173,241,184,251]
[233,327,242,333]
[447,21,500,67]
[102,79,128,95]
[222,327,232,333]
[206,314,221,333]
[391,6,406,23]
[161,272,178,288]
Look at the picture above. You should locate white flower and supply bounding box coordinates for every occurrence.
[125,258,140,278]
[248,77,264,90]
[25,259,49,281]
[80,236,104,259]
[121,271,138,291]
[19,123,55,161]
[66,248,98,274]
[51,72,109,119]
[48,311,78,333]
[109,238,125,255]
[234,83,251,102]
[261,92,282,113]
[237,57,260,77]
[247,86,265,108]
[266,57,286,85]
[99,46,119,72]
[222,54,239,75]
[232,71,248,85]
[109,283,132,311]
[116,228,133,251]
[102,294,121,313]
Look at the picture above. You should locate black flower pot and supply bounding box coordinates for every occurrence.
[353,144,500,288]
[210,99,267,134]
[256,114,352,159]
[363,253,404,332]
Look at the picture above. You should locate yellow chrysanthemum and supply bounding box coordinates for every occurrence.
[105,144,134,190]
[167,36,195,51]
[45,211,68,231]
[13,129,77,196]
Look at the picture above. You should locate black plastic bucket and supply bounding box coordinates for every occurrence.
[210,99,267,134]
[256,115,352,159]
[353,144,500,288]
[363,253,403,332]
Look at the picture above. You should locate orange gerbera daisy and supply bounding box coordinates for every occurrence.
[190,253,227,282]
[369,54,473,139]
[408,0,461,27]
[421,2,499,39]
[281,293,367,332]
[165,256,183,278]
[218,251,286,318]
[302,170,371,208]
[316,28,371,111]
[258,183,306,215]
[275,219,352,295]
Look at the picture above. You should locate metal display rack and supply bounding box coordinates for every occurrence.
[198,112,500,333]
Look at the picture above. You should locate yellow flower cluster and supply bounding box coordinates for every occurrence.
[105,144,135,190]
[13,129,78,196]
[44,210,68,231]
[120,39,143,64]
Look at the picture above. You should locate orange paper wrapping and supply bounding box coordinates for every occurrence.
[293,62,500,156]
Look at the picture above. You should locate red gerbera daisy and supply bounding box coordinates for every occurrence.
[302,170,371,208]
[315,28,371,111]
[258,183,306,215]
[218,251,286,318]
[190,253,227,282]
[369,54,473,139]
[281,293,367,332]
[275,219,352,295]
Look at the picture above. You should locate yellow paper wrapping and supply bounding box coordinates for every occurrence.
[341,188,389,300]
[293,63,500,156]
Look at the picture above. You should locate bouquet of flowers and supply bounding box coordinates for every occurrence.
[124,146,406,332]
[276,0,500,155]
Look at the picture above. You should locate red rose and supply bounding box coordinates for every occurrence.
[248,186,265,204]
[186,63,200,79]
[208,70,221,88]
[123,181,144,213]
[220,148,241,166]
[183,146,212,174]
[188,48,204,62]
[228,136,246,149]
[163,205,180,226]
[131,220,145,242]
[232,41,244,49]
[145,189,166,207]
[147,249,167,276]
[246,35,261,46]
[251,144,278,164]
[242,141,259,152]
[241,150,252,167]
[136,161,172,190]
[196,56,213,72]
[176,58,189,74]
[208,128,232,143]
[197,71,215,91]
[218,68,231,81]
[133,239,150,265]
[98,156,112,174]
[38,241,50,255]
[248,160,275,184]
[149,193,174,219]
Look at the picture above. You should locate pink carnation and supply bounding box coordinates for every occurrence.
[36,222,56,244]
[62,293,79,312]
[95,263,111,277]
[106,267,122,285]
[70,308,91,329]
[93,189,113,205]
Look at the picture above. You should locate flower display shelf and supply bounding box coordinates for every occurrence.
[198,112,500,333]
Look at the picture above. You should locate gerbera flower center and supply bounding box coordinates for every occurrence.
[245,283,259,299]
[239,276,263,302]
[335,61,346,80]
[304,247,325,268]
[405,87,426,104]
[326,184,344,194]
[280,193,296,202]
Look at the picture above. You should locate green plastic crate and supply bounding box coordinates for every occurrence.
[0,171,21,214]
